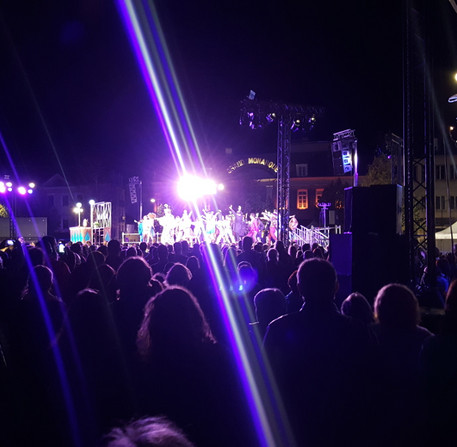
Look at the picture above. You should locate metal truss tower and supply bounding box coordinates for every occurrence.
[240,96,322,245]
[276,115,292,245]
[403,0,436,284]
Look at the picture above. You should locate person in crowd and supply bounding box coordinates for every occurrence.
[236,236,266,285]
[150,244,169,274]
[421,278,457,446]
[340,292,374,325]
[284,270,302,313]
[165,263,192,289]
[136,286,254,446]
[102,416,195,447]
[264,258,374,446]
[105,239,123,271]
[371,283,432,446]
[114,256,157,356]
[251,288,286,339]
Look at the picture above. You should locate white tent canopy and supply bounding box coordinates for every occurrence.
[435,221,457,253]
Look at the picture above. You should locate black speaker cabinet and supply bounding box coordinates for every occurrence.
[344,185,402,236]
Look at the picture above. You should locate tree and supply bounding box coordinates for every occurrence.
[0,203,8,218]
[361,154,391,186]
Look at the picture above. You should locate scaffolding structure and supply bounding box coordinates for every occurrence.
[240,96,323,246]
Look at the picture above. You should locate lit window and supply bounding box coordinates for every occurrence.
[315,188,324,207]
[297,189,308,209]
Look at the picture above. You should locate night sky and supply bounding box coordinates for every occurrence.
[0,0,456,185]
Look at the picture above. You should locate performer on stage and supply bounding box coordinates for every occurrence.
[180,209,193,242]
[137,217,144,242]
[289,215,299,243]
[158,205,175,245]
[142,215,151,243]
[247,212,261,242]
[230,205,245,242]
[215,212,236,245]
[202,209,217,243]
[147,213,157,243]
[268,209,278,244]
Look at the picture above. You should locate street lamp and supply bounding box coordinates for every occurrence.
[73,202,83,227]
[89,200,95,244]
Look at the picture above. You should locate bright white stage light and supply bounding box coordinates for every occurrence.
[177,175,218,201]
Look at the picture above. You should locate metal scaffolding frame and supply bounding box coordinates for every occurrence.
[403,0,436,284]
[240,96,323,245]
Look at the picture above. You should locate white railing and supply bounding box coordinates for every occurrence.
[290,225,341,250]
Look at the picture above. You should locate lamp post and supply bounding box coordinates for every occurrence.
[73,202,83,227]
[89,200,95,244]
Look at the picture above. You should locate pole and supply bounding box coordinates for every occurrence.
[139,180,143,221]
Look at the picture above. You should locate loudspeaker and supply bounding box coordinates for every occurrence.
[330,233,409,304]
[344,185,402,236]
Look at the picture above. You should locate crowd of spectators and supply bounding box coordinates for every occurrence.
[0,235,456,446]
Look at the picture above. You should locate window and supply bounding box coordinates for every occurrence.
[450,166,456,180]
[297,189,308,209]
[62,195,69,206]
[436,196,445,210]
[436,165,445,180]
[450,196,455,210]
[315,188,324,207]
[296,164,308,177]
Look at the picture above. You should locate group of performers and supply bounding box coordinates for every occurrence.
[136,205,298,246]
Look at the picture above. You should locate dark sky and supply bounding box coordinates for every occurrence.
[0,0,456,184]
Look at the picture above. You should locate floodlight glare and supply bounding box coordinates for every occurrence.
[5,181,12,188]
[89,199,95,206]
[27,189,33,194]
[17,186,27,195]
[0,183,5,194]
[28,182,35,189]
[177,175,218,201]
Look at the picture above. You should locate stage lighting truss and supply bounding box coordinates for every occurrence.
[239,97,323,133]
[239,94,323,245]
[0,177,36,195]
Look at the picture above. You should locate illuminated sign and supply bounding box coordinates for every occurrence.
[228,157,278,174]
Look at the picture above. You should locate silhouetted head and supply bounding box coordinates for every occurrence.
[166,263,192,287]
[374,283,419,331]
[254,288,286,330]
[28,246,45,266]
[242,236,254,252]
[297,258,337,305]
[157,244,169,260]
[267,248,278,262]
[28,265,53,293]
[137,286,215,359]
[341,292,374,324]
[102,416,194,447]
[117,256,152,294]
[108,239,121,256]
[186,256,200,275]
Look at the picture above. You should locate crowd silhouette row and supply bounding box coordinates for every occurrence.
[0,235,456,446]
